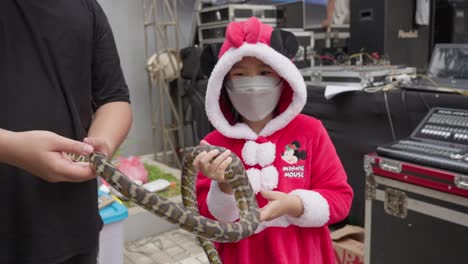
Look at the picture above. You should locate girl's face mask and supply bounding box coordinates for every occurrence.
[226,76,283,122]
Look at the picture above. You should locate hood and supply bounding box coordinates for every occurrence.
[202,17,307,141]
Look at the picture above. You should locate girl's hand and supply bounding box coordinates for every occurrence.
[193,140,234,194]
[259,190,304,222]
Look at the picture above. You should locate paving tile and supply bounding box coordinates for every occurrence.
[125,228,210,264]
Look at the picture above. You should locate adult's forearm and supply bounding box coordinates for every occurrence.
[0,129,16,164]
[87,102,132,156]
[326,0,336,20]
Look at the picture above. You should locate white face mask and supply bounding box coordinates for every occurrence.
[226,76,283,122]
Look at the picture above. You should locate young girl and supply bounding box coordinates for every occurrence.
[193,17,353,264]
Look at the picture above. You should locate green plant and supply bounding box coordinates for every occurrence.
[120,162,182,208]
[144,163,181,198]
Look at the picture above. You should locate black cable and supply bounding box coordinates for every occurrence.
[384,91,397,141]
[401,89,411,134]
[418,92,431,111]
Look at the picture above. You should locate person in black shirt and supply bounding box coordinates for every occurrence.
[0,0,132,263]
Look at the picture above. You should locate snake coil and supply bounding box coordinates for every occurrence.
[74,145,259,264]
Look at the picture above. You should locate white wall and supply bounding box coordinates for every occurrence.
[97,0,196,156]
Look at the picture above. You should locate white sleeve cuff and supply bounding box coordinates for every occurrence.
[206,180,239,222]
[286,189,330,227]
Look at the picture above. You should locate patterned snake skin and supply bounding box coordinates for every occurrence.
[71,145,259,264]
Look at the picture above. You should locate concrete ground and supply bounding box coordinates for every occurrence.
[124,228,210,264]
[124,155,209,264]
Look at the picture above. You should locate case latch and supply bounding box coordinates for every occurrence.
[379,159,402,173]
[384,188,408,218]
[363,155,375,175]
[366,174,377,200]
[455,174,468,190]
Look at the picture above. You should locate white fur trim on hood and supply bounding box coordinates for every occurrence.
[205,43,307,140]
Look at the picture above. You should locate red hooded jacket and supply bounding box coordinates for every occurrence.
[196,17,353,264]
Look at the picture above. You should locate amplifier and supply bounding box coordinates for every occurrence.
[199,26,313,71]
[198,23,229,45]
[197,4,278,27]
[308,25,350,54]
[301,65,416,88]
[198,3,278,47]
[434,0,468,44]
[349,0,431,70]
[282,29,314,69]
[198,20,277,46]
[276,0,303,29]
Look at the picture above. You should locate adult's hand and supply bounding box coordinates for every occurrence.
[0,130,96,182]
[322,17,332,28]
[83,137,112,157]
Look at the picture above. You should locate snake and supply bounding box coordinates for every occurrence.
[70,145,259,264]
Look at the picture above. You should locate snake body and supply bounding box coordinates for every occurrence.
[75,145,259,264]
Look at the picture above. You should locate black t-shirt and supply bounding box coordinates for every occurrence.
[0,0,130,263]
